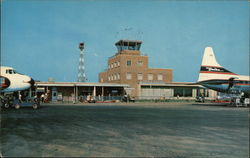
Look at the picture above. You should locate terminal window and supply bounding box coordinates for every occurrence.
[137,61,143,66]
[126,72,132,80]
[174,88,192,97]
[137,73,143,80]
[157,74,163,80]
[148,74,153,80]
[127,60,132,66]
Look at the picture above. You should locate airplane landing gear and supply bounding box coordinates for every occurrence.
[0,95,12,109]
[4,103,10,109]
[230,93,249,107]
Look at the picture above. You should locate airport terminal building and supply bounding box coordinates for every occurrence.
[99,40,173,97]
[34,40,217,103]
[99,40,217,99]
[35,81,216,102]
[35,82,129,102]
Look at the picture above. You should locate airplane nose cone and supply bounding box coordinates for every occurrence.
[28,78,35,87]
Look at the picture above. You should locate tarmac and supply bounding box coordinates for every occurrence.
[0,102,249,157]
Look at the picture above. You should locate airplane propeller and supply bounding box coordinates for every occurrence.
[227,77,239,92]
[227,78,235,91]
[28,78,35,88]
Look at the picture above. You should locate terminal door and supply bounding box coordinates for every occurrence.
[52,87,58,101]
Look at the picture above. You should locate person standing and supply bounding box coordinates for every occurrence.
[18,92,22,103]
[41,94,45,103]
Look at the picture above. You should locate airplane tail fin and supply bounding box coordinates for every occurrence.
[200,47,221,67]
[198,47,237,82]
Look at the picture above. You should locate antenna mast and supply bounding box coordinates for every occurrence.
[77,42,87,82]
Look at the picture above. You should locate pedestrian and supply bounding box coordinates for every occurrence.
[86,94,91,103]
[41,94,45,103]
[19,93,22,103]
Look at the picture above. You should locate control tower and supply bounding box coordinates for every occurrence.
[115,40,142,55]
[99,39,173,97]
[77,42,87,82]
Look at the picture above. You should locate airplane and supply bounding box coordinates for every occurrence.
[195,47,250,101]
[0,66,35,108]
[0,66,35,92]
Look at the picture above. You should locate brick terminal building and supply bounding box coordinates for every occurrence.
[99,40,173,97]
[34,39,216,102]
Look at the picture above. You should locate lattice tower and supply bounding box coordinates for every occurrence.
[77,42,87,82]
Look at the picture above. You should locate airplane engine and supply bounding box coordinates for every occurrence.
[227,78,235,91]
[0,76,11,90]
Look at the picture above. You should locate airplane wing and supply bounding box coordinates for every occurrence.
[188,77,239,86]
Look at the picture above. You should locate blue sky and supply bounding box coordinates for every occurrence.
[1,0,249,82]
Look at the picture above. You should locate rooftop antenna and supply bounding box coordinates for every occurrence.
[115,28,143,41]
[77,42,87,82]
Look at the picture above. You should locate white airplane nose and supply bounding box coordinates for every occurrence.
[23,77,35,87]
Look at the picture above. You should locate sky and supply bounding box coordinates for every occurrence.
[1,0,249,82]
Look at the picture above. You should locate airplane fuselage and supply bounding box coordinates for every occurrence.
[0,66,34,93]
[197,48,250,97]
[200,79,250,95]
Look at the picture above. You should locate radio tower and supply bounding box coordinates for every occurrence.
[77,42,87,82]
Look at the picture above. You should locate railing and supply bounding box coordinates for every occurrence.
[54,95,124,103]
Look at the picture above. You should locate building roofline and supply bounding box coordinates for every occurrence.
[35,82,130,87]
[139,82,202,87]
[147,68,173,70]
[115,40,143,46]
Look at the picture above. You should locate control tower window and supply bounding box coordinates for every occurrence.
[135,44,141,50]
[117,46,122,52]
[128,46,134,50]
[115,40,142,51]
[124,46,129,50]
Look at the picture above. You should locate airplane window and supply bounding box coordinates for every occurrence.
[5,69,17,74]
[6,70,12,74]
